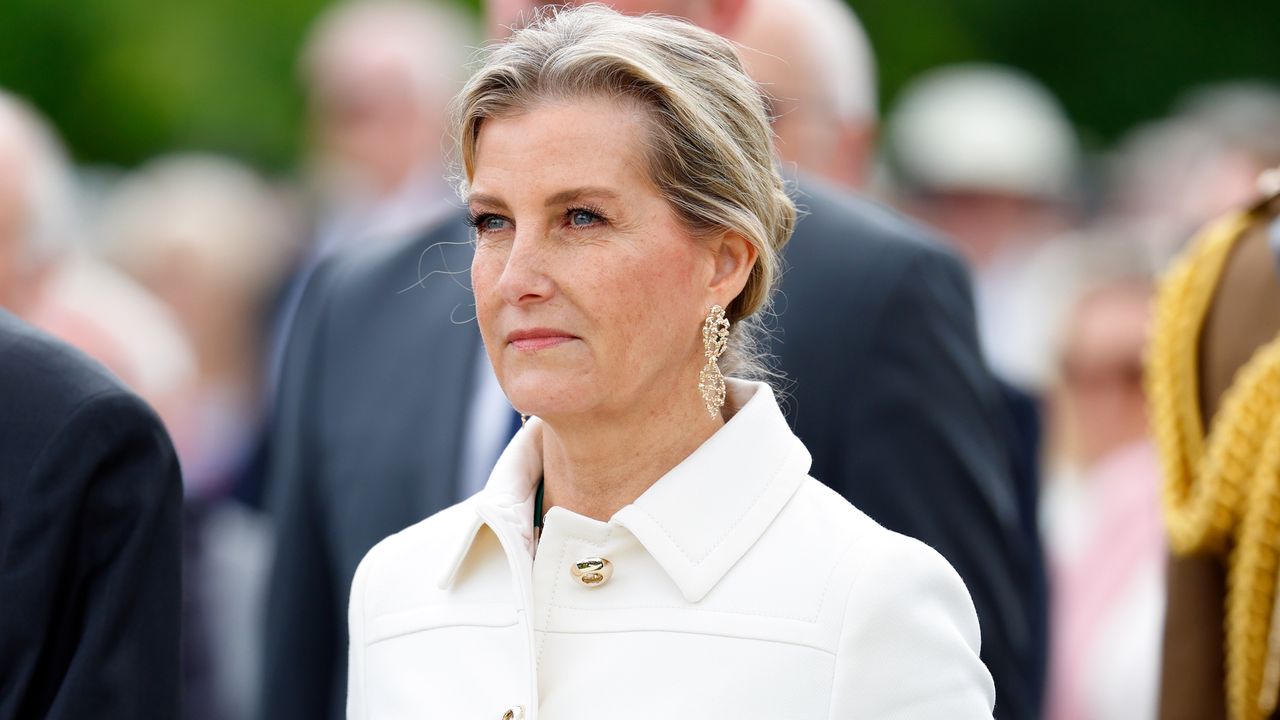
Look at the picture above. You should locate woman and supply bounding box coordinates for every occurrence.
[346,6,995,718]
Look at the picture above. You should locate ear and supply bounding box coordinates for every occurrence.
[706,230,758,306]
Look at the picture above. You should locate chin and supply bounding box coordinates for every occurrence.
[501,369,600,419]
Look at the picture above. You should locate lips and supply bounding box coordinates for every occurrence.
[506,327,578,351]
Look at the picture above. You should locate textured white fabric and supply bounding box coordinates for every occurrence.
[347,381,995,719]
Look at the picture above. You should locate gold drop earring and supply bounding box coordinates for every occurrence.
[698,304,730,417]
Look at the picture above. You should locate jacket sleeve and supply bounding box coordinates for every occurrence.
[829,532,995,719]
[24,391,183,720]
[836,247,1044,720]
[258,261,346,720]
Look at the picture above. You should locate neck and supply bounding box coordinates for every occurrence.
[539,375,727,522]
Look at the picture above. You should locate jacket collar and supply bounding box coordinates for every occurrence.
[438,380,811,603]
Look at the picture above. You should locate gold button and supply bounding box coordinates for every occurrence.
[501,706,525,720]
[570,557,613,587]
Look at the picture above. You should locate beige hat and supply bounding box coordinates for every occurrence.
[887,63,1079,200]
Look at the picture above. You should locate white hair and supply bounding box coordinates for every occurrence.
[736,0,878,124]
[301,0,476,108]
[1177,81,1280,167]
[805,0,877,122]
[100,154,294,296]
[0,90,82,269]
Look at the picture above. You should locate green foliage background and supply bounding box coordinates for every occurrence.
[0,0,1275,172]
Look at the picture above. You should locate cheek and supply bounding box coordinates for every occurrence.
[592,241,703,358]
[471,247,505,334]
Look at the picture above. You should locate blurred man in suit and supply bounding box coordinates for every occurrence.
[267,0,475,395]
[736,3,1047,715]
[0,309,182,720]
[260,2,1043,719]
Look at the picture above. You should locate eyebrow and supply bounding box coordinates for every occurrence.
[545,187,621,206]
[466,192,509,211]
[466,187,622,210]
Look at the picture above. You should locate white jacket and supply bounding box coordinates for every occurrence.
[347,381,995,719]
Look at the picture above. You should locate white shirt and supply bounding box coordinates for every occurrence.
[347,380,995,719]
[457,348,517,499]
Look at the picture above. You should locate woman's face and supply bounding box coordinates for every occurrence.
[469,98,725,421]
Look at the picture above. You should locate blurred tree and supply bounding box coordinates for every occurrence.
[0,0,381,171]
[856,0,1280,147]
[0,0,1273,170]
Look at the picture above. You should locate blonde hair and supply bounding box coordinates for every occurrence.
[452,3,796,377]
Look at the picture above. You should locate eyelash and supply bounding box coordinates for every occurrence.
[566,205,608,228]
[465,206,609,234]
[463,211,501,231]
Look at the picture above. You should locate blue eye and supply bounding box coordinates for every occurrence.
[568,209,601,227]
[468,212,511,233]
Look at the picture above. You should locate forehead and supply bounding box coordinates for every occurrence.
[469,98,654,198]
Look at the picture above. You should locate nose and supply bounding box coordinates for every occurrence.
[496,226,554,307]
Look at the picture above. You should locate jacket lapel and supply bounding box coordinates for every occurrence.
[440,381,811,604]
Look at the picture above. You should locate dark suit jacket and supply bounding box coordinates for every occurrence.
[260,230,480,720]
[0,309,182,720]
[259,179,1045,720]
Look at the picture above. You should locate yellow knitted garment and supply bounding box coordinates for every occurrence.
[1147,210,1280,720]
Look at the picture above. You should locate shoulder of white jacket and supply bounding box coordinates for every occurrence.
[354,500,482,594]
[786,475,899,547]
[856,523,966,586]
[833,506,982,645]
[821,500,995,715]
[788,476,977,611]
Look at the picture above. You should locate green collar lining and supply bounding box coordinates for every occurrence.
[534,478,546,530]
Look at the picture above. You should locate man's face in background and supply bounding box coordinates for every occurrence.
[0,157,25,311]
[0,142,43,315]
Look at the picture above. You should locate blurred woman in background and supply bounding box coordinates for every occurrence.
[101,155,294,720]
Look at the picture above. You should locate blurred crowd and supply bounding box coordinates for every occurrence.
[1,1,1278,719]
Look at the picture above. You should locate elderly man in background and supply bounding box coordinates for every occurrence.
[733,0,877,190]
[267,0,475,388]
[0,90,194,424]
[298,0,471,254]
[261,2,1042,719]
